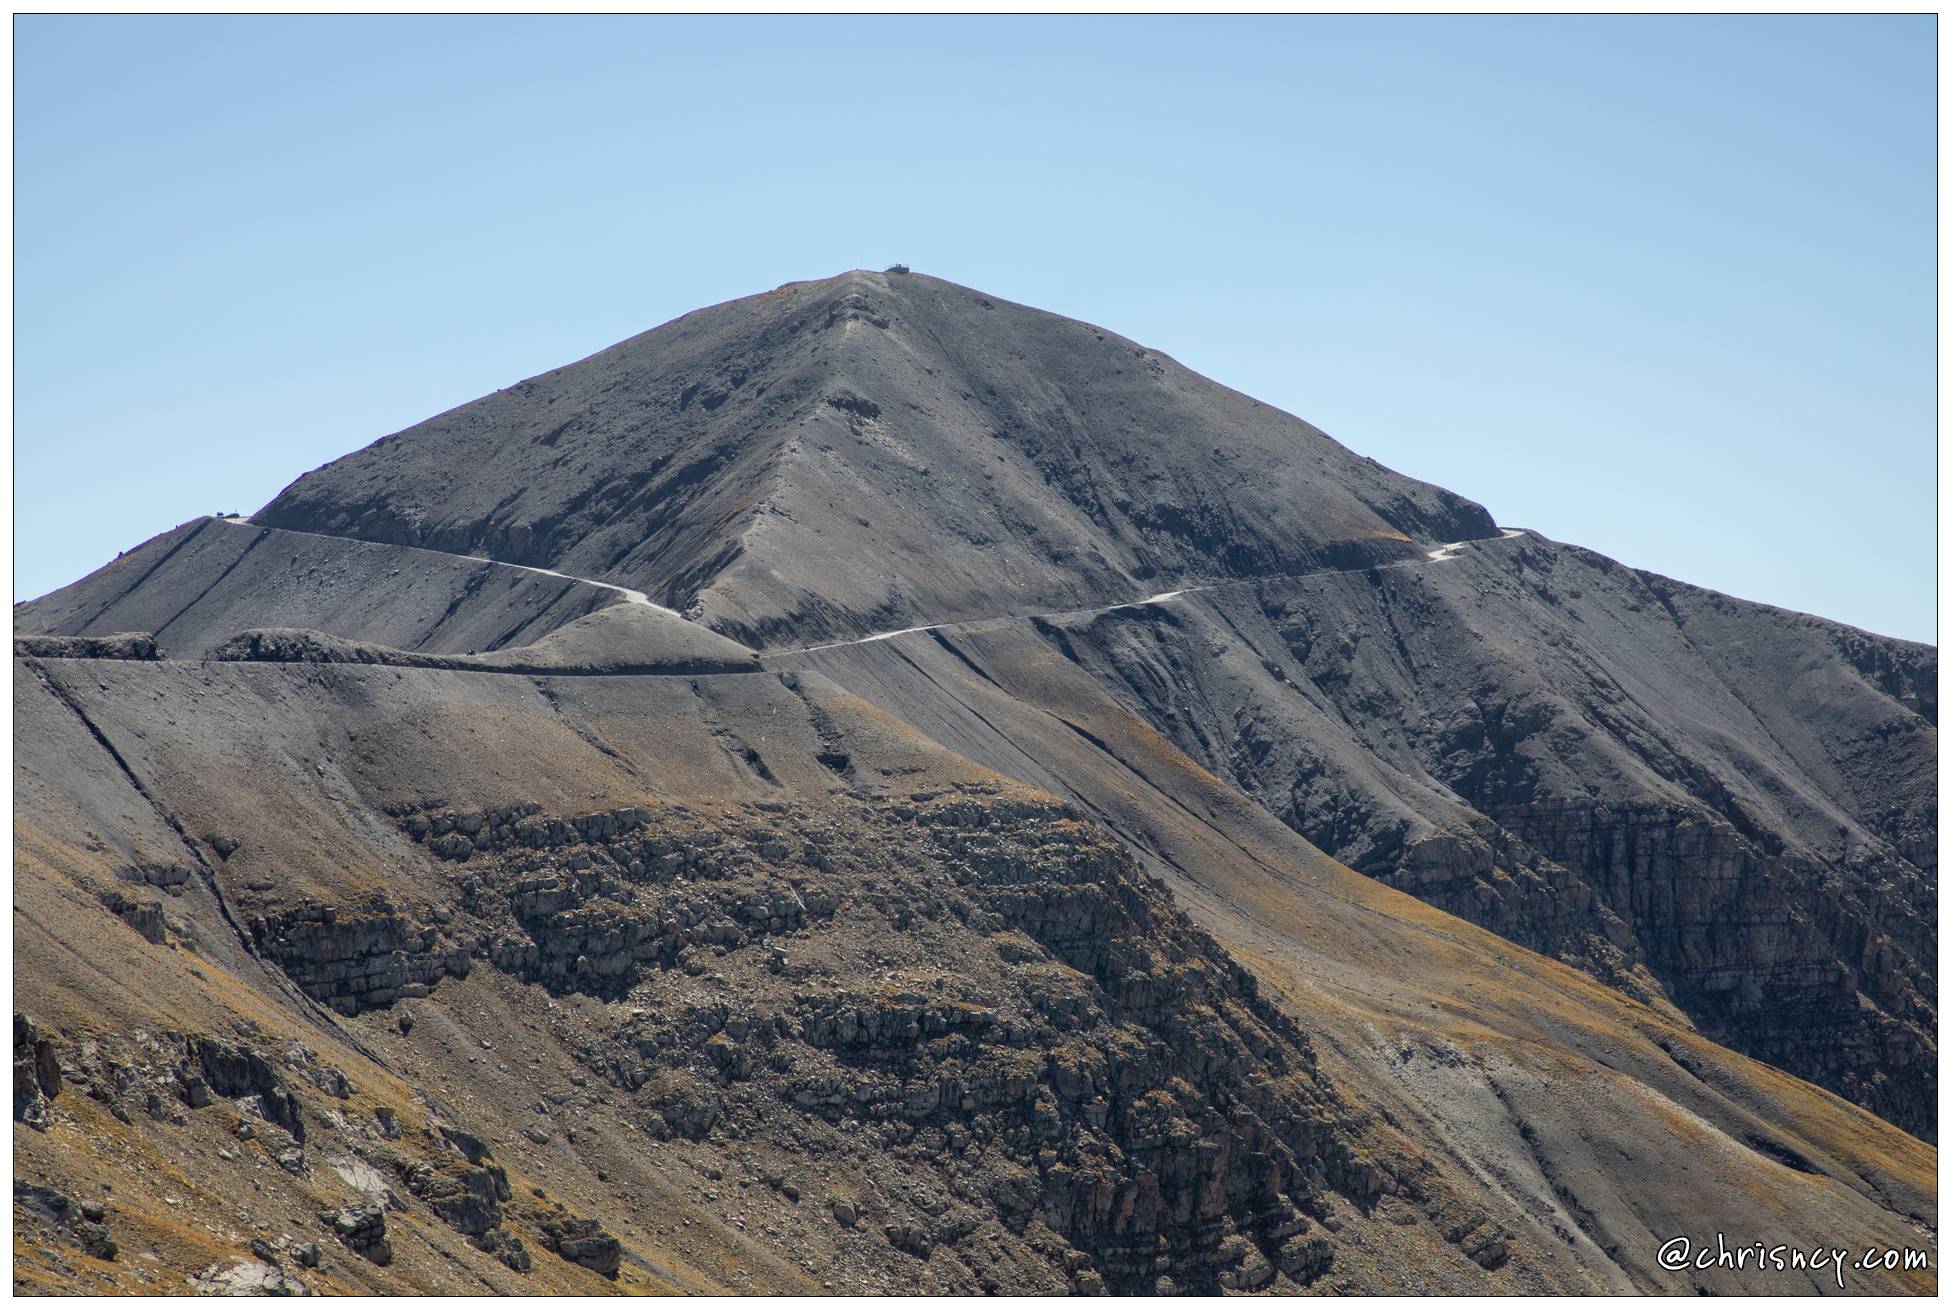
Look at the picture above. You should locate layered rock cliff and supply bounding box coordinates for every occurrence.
[1007,529,1935,1138]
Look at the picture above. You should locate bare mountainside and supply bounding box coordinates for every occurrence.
[15,270,1935,1294]
[252,271,1494,647]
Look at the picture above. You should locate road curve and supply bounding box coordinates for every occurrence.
[225,515,1525,659]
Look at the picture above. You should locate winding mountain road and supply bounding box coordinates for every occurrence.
[225,516,1525,658]
[222,516,682,618]
[774,530,1527,656]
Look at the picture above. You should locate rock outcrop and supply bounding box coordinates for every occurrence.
[14,1014,62,1129]
[1000,532,1936,1137]
[250,902,472,1016]
[14,1181,116,1261]
[303,787,1452,1291]
[13,632,159,661]
[328,1202,392,1265]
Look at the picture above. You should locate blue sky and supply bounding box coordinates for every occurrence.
[16,15,1936,642]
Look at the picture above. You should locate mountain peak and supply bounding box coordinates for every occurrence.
[257,274,1494,647]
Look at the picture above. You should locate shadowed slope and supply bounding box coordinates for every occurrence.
[959,532,1937,1138]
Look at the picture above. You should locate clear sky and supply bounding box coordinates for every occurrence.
[16,15,1936,642]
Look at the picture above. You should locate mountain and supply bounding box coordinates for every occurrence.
[252,271,1495,646]
[14,270,1935,1294]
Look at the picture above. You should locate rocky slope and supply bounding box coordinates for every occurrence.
[979,530,1937,1139]
[14,648,1935,1293]
[153,268,1933,1142]
[19,517,625,659]
[249,271,1493,647]
[15,268,1936,1293]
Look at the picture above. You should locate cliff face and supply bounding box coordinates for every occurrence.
[15,269,1935,1293]
[357,788,1403,1293]
[1012,533,1935,1137]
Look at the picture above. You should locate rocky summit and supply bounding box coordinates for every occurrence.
[13,269,1935,1294]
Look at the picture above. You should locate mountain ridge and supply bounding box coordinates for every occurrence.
[14,269,1935,1293]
